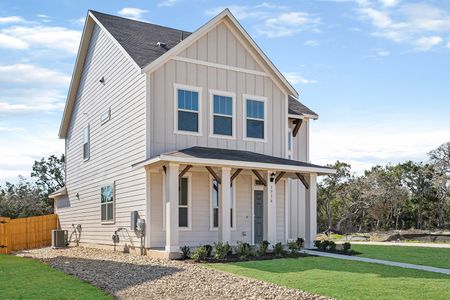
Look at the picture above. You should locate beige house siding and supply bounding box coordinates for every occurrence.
[57,24,147,247]
[148,22,287,159]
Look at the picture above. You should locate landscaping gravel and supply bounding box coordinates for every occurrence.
[17,247,331,300]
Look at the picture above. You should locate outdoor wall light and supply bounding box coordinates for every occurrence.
[99,76,105,84]
[270,172,276,183]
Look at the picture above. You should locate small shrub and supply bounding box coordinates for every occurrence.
[191,245,208,261]
[328,241,336,252]
[204,244,213,257]
[313,240,323,250]
[321,240,330,251]
[296,237,304,249]
[287,240,299,254]
[257,240,270,256]
[180,245,190,259]
[343,242,351,254]
[213,241,231,259]
[273,242,285,257]
[236,241,252,259]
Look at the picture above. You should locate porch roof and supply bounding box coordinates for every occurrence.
[133,146,335,175]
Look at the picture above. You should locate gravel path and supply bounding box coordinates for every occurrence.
[17,247,330,300]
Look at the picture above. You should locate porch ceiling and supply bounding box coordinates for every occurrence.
[132,146,335,175]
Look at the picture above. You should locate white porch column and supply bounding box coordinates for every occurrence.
[305,173,317,249]
[165,163,179,253]
[267,171,277,245]
[220,167,231,243]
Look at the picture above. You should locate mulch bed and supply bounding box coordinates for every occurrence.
[182,252,310,263]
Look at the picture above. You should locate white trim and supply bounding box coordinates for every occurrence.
[243,94,268,143]
[173,83,203,137]
[178,172,192,231]
[133,155,335,174]
[83,124,90,161]
[209,89,236,140]
[284,178,290,242]
[173,56,269,77]
[162,172,166,231]
[287,127,293,160]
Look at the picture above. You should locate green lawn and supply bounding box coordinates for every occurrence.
[209,257,450,300]
[0,255,112,300]
[351,244,450,269]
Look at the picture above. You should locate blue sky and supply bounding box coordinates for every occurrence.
[0,0,449,183]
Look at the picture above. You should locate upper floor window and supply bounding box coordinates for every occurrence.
[210,91,235,138]
[83,125,90,160]
[287,128,292,159]
[244,96,266,141]
[175,84,201,135]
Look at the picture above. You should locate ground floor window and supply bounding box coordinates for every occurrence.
[179,177,189,228]
[211,178,235,230]
[100,183,114,223]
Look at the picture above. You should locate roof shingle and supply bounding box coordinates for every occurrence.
[288,95,318,118]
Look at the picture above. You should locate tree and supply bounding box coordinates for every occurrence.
[31,154,65,198]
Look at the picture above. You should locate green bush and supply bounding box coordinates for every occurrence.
[287,240,299,254]
[213,242,231,259]
[314,240,323,250]
[273,242,285,257]
[257,240,270,256]
[204,244,213,257]
[296,237,304,249]
[180,245,190,259]
[328,241,336,251]
[343,242,351,253]
[236,241,252,259]
[191,245,208,261]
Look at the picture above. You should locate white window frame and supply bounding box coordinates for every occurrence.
[178,173,192,231]
[287,127,293,159]
[209,175,236,231]
[174,83,202,136]
[243,94,268,143]
[209,89,236,140]
[100,181,115,224]
[83,125,90,161]
[100,107,111,125]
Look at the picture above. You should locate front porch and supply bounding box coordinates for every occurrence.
[134,147,334,258]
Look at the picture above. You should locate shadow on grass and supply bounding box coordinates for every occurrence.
[226,256,450,279]
[42,256,181,293]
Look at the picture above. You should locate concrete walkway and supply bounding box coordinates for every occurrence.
[304,250,450,275]
[344,241,450,249]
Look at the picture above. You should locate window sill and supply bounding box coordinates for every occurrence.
[209,134,236,140]
[243,137,267,143]
[174,130,202,137]
[178,226,192,231]
[101,221,115,225]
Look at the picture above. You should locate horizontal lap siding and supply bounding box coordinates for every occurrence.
[149,22,286,159]
[58,24,146,247]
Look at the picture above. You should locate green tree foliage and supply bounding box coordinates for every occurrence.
[0,155,65,218]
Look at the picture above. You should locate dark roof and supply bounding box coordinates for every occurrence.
[90,10,191,68]
[164,147,331,170]
[288,95,318,118]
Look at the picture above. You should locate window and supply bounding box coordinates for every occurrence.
[83,125,90,160]
[210,91,235,137]
[287,128,292,159]
[175,85,201,134]
[179,177,189,228]
[100,108,111,125]
[101,184,114,222]
[211,179,235,230]
[244,96,266,140]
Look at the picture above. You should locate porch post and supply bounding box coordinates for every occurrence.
[305,173,317,249]
[165,163,179,254]
[220,167,231,243]
[267,171,277,245]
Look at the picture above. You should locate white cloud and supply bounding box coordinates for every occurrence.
[379,0,399,8]
[206,4,320,38]
[447,41,450,48]
[0,64,70,86]
[1,25,81,54]
[0,16,25,24]
[284,72,319,85]
[0,88,66,114]
[117,8,148,20]
[376,48,390,56]
[414,36,443,51]
[0,33,28,49]
[158,0,179,7]
[304,40,320,46]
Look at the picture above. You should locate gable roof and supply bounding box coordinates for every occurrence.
[90,11,191,69]
[288,95,318,120]
[59,9,300,138]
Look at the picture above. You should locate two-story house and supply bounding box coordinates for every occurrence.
[50,9,335,258]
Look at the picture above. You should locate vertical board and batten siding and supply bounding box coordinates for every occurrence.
[149,22,287,159]
[59,23,147,247]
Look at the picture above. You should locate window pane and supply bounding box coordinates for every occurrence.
[246,100,251,117]
[83,127,89,143]
[101,204,106,221]
[213,116,232,136]
[213,208,219,228]
[83,143,89,160]
[101,185,113,203]
[247,119,264,139]
[230,208,233,228]
[247,100,264,119]
[213,179,219,208]
[214,95,220,114]
[178,90,184,109]
[178,111,198,132]
[179,207,188,227]
[225,98,232,115]
[185,91,191,110]
[107,203,113,221]
[191,91,198,111]
[179,178,188,205]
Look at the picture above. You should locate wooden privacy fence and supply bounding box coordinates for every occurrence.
[0,214,58,254]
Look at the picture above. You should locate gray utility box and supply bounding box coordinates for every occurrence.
[51,229,68,248]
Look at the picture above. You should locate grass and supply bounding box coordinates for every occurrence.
[351,244,450,269]
[0,255,112,300]
[209,256,450,300]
